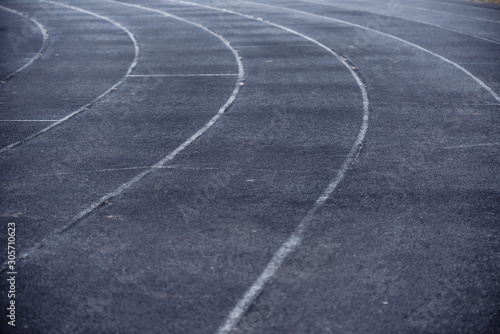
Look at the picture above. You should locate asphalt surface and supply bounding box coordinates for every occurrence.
[0,0,499,333]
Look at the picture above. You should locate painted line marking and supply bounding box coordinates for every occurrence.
[0,5,50,82]
[298,0,500,45]
[443,142,500,149]
[47,165,201,176]
[404,4,500,24]
[43,164,339,176]
[0,120,57,122]
[458,63,500,65]
[0,0,140,154]
[244,0,500,104]
[127,73,239,77]
[419,0,500,15]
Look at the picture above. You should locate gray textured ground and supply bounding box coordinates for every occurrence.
[1,0,499,333]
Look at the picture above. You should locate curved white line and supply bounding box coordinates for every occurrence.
[297,0,500,45]
[0,0,140,154]
[146,0,367,331]
[0,1,245,274]
[0,5,50,82]
[244,0,500,104]
[403,3,500,24]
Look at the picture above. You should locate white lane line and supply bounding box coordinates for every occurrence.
[443,142,500,149]
[0,5,50,82]
[459,63,500,65]
[44,164,339,176]
[403,4,500,24]
[127,74,239,77]
[154,0,367,331]
[45,165,191,176]
[0,0,140,154]
[419,0,500,14]
[297,0,500,45]
[244,0,500,105]
[0,120,57,122]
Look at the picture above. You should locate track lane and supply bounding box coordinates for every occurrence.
[48,0,245,234]
[142,2,369,332]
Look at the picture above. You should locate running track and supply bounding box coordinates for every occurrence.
[0,0,499,333]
